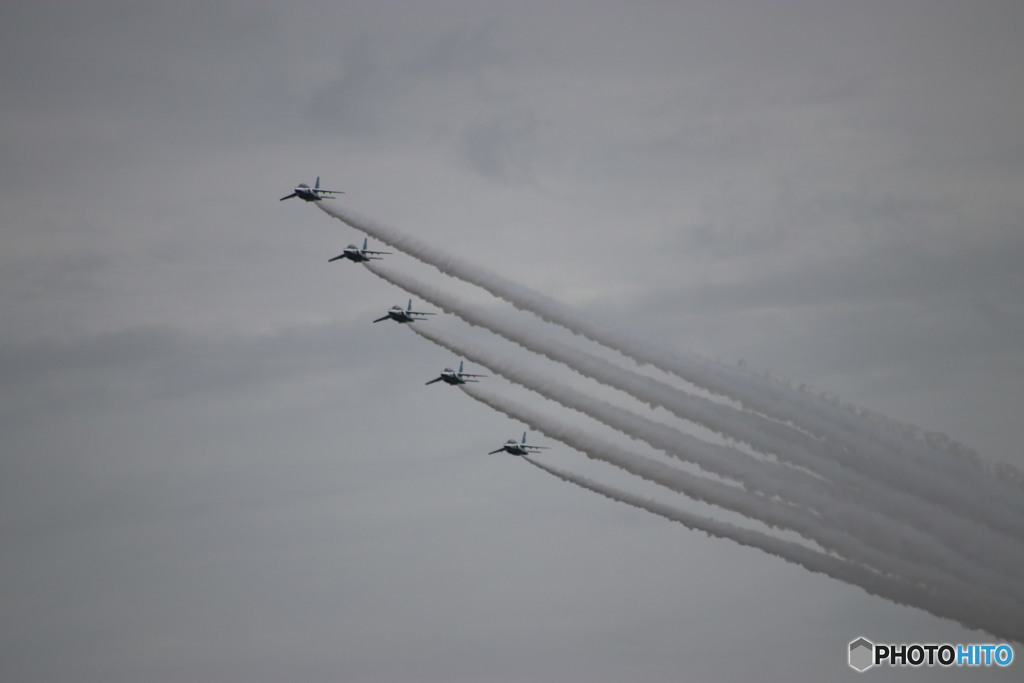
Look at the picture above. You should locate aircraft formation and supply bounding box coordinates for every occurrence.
[277,179,1024,645]
[283,179,550,457]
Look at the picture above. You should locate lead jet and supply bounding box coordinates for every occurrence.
[328,237,391,263]
[279,177,343,202]
[488,432,550,456]
[373,299,436,324]
[425,361,487,386]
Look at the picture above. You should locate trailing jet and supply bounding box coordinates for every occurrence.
[328,237,391,263]
[488,432,550,456]
[425,361,487,386]
[279,177,343,202]
[373,299,436,324]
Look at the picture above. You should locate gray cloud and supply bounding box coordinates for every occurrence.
[2,1,1023,681]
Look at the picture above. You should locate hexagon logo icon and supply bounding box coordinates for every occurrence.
[849,637,875,672]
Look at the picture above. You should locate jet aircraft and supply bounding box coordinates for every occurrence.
[328,237,391,263]
[373,299,436,324]
[425,361,487,386]
[488,432,550,456]
[279,177,343,202]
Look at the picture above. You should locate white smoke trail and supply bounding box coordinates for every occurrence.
[523,456,1022,643]
[365,260,1024,572]
[320,202,1024,535]
[411,322,1024,608]
[366,258,1024,588]
[410,321,828,502]
[315,202,1024,636]
[460,381,1024,619]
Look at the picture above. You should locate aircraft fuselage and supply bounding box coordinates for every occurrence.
[332,249,371,262]
[281,178,341,202]
[386,310,418,323]
[373,300,432,324]
[495,441,535,456]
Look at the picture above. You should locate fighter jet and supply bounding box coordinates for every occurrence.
[328,238,391,263]
[279,177,343,202]
[425,361,487,386]
[373,299,436,324]
[488,432,550,456]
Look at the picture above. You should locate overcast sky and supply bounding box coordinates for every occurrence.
[2,2,1023,681]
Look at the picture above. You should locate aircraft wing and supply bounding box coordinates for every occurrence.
[372,315,390,323]
[363,250,391,255]
[327,254,346,262]
[425,377,443,385]
[487,448,505,455]
[459,373,487,378]
[279,192,298,201]
[409,311,436,316]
